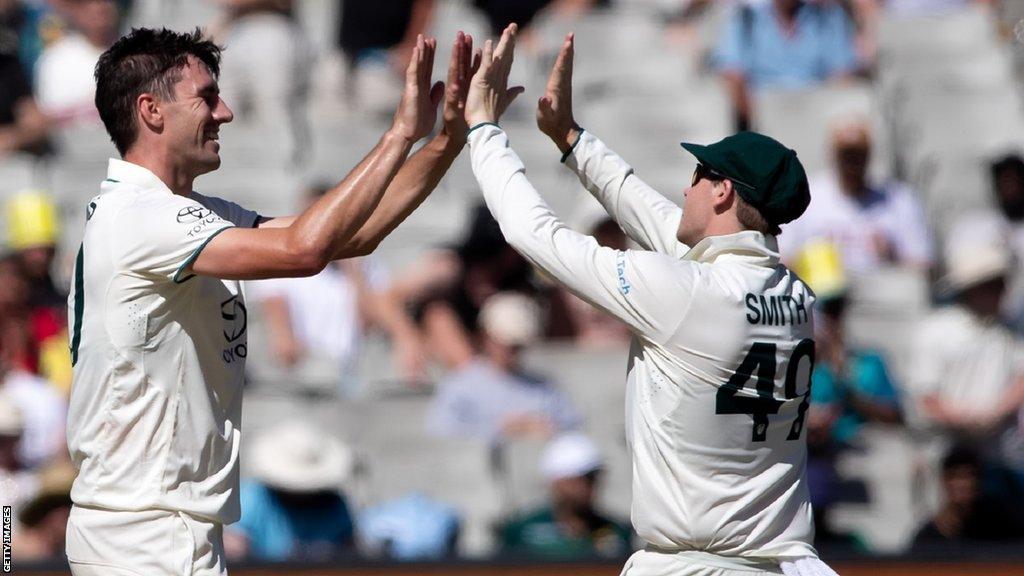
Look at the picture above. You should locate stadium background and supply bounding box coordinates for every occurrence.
[3,0,1024,573]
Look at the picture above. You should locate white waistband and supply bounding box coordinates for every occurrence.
[643,545,782,572]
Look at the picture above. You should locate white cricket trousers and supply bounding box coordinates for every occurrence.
[66,505,227,575]
[620,548,839,576]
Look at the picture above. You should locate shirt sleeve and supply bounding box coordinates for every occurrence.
[469,125,694,344]
[888,183,934,266]
[564,130,688,258]
[115,194,238,284]
[189,192,261,228]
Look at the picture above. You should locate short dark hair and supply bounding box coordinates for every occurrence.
[94,28,222,155]
[735,194,781,236]
[942,445,980,473]
[991,153,1024,180]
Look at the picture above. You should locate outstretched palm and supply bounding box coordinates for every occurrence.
[465,24,526,127]
[441,32,481,145]
[393,34,444,143]
[537,33,579,146]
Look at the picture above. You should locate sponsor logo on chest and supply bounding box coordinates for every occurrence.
[220,294,248,364]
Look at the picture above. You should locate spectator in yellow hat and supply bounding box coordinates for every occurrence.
[7,191,64,311]
[6,192,71,392]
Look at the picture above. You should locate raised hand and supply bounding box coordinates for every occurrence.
[392,34,445,143]
[465,23,526,127]
[441,31,481,146]
[537,33,581,153]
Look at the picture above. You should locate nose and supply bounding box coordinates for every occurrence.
[214,97,234,125]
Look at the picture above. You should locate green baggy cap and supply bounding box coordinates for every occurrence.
[681,132,810,226]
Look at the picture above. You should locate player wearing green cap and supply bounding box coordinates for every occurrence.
[464,26,836,576]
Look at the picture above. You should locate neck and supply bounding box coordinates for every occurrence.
[702,219,746,241]
[552,502,591,535]
[124,146,194,196]
[775,0,802,21]
[839,177,867,198]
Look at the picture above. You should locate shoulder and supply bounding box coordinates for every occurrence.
[505,507,554,531]
[916,306,975,347]
[626,249,700,280]
[880,181,924,210]
[111,192,209,235]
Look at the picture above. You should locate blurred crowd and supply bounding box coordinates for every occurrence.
[3,0,1024,567]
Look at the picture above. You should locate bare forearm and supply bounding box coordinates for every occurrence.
[722,71,751,123]
[339,133,461,257]
[290,130,413,265]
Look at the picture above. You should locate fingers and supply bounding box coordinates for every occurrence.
[430,80,445,109]
[461,34,474,86]
[507,86,526,103]
[493,24,518,85]
[447,31,463,88]
[482,38,494,72]
[546,32,575,95]
[421,37,436,89]
[405,36,421,85]
[471,47,482,76]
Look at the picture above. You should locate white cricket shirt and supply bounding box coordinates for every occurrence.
[469,126,818,560]
[66,159,259,524]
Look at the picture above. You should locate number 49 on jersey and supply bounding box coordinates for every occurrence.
[716,339,815,442]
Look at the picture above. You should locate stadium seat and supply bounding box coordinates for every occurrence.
[753,84,880,178]
[353,389,502,557]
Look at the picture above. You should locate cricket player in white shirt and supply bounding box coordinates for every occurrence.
[64,28,478,575]
[464,25,839,576]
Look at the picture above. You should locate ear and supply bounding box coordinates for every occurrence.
[712,179,736,214]
[137,93,164,132]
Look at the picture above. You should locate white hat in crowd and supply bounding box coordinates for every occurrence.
[0,394,24,437]
[479,292,542,347]
[942,211,1014,293]
[249,421,355,493]
[541,432,604,482]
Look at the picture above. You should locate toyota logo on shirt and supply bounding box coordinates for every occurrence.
[177,206,213,223]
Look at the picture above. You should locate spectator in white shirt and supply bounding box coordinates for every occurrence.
[779,117,933,273]
[34,0,119,125]
[251,184,427,397]
[906,223,1024,472]
[0,343,66,470]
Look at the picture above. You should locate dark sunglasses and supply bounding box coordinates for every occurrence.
[691,164,755,190]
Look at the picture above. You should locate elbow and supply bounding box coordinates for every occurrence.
[501,225,531,255]
[289,236,332,276]
[347,237,379,258]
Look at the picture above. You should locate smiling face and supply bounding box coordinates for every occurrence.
[160,56,233,177]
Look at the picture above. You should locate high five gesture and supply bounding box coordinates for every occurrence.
[537,33,583,155]
[391,34,444,143]
[466,24,526,127]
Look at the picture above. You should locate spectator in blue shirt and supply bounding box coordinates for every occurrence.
[714,0,859,130]
[810,295,902,446]
[227,422,357,561]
